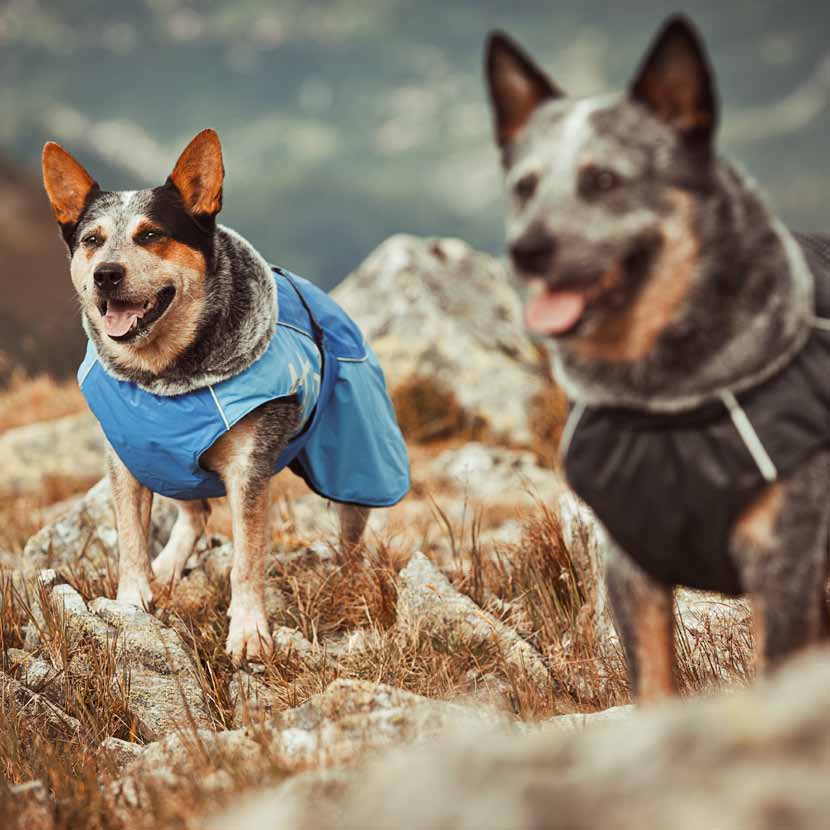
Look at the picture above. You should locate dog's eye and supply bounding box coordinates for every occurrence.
[579,166,621,197]
[82,234,103,247]
[513,173,539,202]
[136,229,164,244]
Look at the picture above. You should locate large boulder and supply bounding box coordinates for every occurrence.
[209,651,830,830]
[112,677,498,809]
[332,234,551,446]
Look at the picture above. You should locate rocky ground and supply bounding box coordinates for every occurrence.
[0,235,821,830]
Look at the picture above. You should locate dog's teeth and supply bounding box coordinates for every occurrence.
[527,278,547,298]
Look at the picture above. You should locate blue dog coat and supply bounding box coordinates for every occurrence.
[78,267,410,506]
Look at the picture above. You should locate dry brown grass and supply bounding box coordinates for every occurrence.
[0,373,757,829]
[0,489,758,829]
[391,374,486,444]
[0,372,85,434]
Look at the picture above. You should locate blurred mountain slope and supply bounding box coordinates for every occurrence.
[0,155,83,379]
[1,0,828,376]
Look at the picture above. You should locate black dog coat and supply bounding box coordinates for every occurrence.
[563,234,830,595]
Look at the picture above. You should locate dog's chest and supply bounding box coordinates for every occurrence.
[563,326,830,595]
[563,233,830,594]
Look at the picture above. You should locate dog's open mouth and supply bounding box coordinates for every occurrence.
[524,246,654,338]
[98,286,176,341]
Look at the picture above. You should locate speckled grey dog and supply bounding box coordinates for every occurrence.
[485,15,830,700]
[42,130,410,664]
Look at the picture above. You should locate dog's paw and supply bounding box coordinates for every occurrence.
[116,578,154,611]
[151,551,183,588]
[226,609,273,666]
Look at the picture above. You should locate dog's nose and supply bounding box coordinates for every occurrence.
[509,233,557,276]
[94,263,125,293]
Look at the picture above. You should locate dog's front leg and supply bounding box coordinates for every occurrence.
[223,470,272,665]
[202,398,303,664]
[107,445,154,609]
[605,542,675,703]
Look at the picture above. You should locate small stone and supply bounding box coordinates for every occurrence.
[99,736,145,772]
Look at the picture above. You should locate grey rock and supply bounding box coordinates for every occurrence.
[5,648,67,706]
[19,570,65,651]
[98,737,145,772]
[117,677,498,811]
[49,584,211,739]
[0,670,81,736]
[542,704,635,734]
[21,477,175,580]
[229,671,280,727]
[333,234,550,446]
[428,442,561,500]
[0,411,105,497]
[209,651,830,830]
[266,678,501,770]
[110,727,270,810]
[272,625,315,660]
[323,628,384,660]
[396,551,550,690]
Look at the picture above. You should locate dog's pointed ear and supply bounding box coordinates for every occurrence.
[41,142,99,227]
[629,15,718,142]
[168,129,224,219]
[485,31,563,158]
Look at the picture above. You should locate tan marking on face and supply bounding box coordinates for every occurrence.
[571,189,698,363]
[90,224,208,375]
[152,238,207,273]
[733,482,782,550]
[41,142,97,225]
[634,590,675,702]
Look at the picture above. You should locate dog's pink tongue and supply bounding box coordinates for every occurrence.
[525,289,586,336]
[104,301,145,337]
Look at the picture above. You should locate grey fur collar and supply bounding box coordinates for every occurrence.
[86,225,277,396]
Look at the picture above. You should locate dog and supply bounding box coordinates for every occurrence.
[485,15,830,700]
[41,129,410,664]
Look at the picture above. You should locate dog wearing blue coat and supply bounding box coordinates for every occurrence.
[42,129,410,664]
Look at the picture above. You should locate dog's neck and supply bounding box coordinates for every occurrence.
[551,163,815,413]
[88,225,277,396]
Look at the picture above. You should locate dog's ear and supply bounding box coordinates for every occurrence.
[485,31,563,158]
[41,142,99,228]
[168,129,224,219]
[629,15,718,143]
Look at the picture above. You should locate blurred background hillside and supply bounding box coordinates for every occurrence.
[1,0,829,379]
